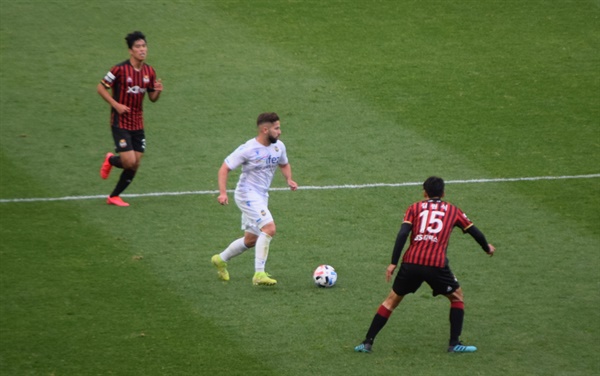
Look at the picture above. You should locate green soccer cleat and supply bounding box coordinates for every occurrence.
[211,254,229,281]
[354,341,372,353]
[448,342,477,353]
[252,271,277,286]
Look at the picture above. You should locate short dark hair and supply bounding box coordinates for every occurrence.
[256,112,280,126]
[125,31,146,49]
[423,176,445,198]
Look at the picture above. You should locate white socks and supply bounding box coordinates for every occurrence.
[254,232,272,272]
[219,233,273,272]
[219,238,248,262]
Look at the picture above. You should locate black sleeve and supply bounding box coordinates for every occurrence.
[391,223,412,265]
[466,225,491,253]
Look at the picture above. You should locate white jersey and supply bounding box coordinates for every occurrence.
[224,138,288,196]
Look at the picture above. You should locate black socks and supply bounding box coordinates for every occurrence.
[449,302,465,346]
[109,155,123,168]
[365,305,393,343]
[110,169,136,197]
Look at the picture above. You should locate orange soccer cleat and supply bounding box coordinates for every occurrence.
[100,153,114,179]
[106,196,129,207]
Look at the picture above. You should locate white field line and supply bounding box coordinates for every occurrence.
[1,173,599,204]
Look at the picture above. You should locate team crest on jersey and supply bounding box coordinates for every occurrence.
[261,210,266,217]
[143,75,150,83]
[119,139,127,148]
[274,146,279,152]
[127,77,133,84]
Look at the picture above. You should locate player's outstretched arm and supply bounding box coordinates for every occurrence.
[390,223,411,265]
[279,163,298,191]
[148,79,163,102]
[386,264,397,283]
[97,83,130,114]
[466,225,495,256]
[217,163,231,205]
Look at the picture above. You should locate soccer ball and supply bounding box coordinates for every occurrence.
[313,265,337,288]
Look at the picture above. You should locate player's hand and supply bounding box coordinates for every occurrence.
[487,244,496,257]
[217,194,229,205]
[386,264,397,283]
[115,103,130,114]
[288,179,298,191]
[154,78,163,92]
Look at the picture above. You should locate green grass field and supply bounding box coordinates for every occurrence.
[1,1,599,375]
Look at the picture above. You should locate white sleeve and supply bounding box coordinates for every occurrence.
[224,144,247,170]
[278,141,289,165]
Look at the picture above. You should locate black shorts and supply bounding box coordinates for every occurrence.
[392,263,460,297]
[111,127,146,153]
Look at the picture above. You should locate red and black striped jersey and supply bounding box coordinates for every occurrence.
[401,199,473,268]
[100,60,157,130]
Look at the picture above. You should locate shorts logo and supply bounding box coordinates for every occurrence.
[261,210,266,216]
[119,139,127,148]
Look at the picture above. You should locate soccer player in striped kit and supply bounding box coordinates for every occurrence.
[355,176,495,353]
[97,31,163,206]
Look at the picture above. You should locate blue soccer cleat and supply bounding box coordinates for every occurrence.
[448,342,477,353]
[354,341,372,353]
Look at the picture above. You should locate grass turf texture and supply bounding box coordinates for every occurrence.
[1,1,599,375]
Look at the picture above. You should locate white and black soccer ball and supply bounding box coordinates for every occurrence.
[313,264,337,288]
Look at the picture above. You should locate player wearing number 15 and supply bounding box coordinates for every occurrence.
[354,176,495,354]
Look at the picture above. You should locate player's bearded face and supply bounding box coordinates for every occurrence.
[267,121,281,144]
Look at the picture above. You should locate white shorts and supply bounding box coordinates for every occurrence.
[234,191,274,235]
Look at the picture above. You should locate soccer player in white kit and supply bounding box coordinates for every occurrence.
[212,113,298,285]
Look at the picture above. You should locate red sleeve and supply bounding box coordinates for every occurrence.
[147,66,157,92]
[100,65,120,89]
[403,202,417,224]
[455,208,474,232]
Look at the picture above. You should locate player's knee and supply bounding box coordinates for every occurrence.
[261,223,276,237]
[121,160,137,170]
[120,154,141,170]
[447,288,464,303]
[384,291,403,310]
[244,233,258,248]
